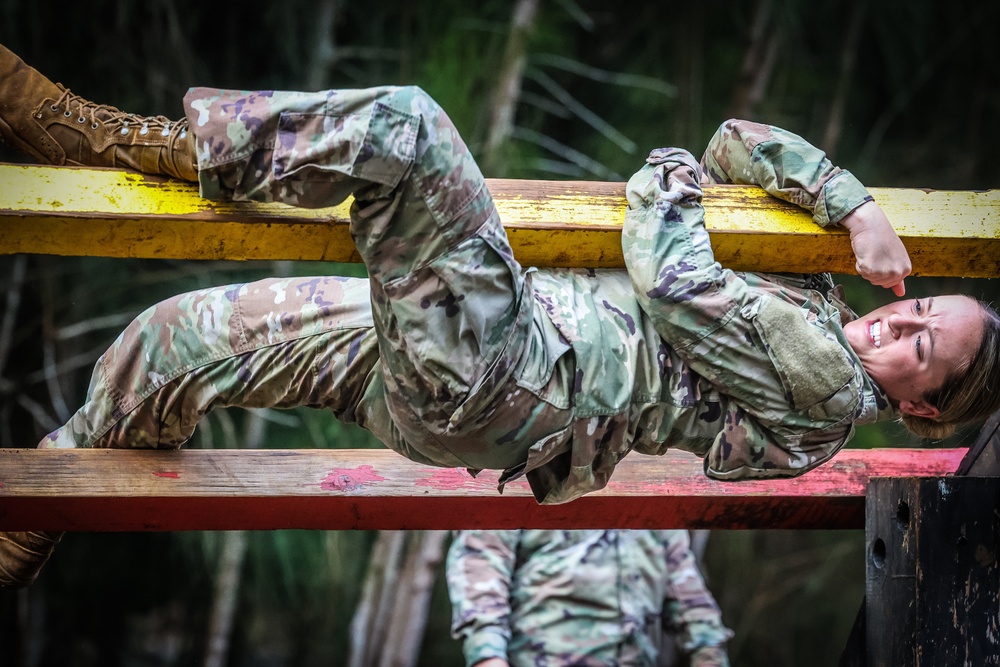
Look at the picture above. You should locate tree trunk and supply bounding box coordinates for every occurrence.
[14,584,46,667]
[727,0,780,120]
[305,0,341,90]
[673,4,706,148]
[379,531,449,667]
[481,0,541,175]
[348,531,407,667]
[40,275,70,424]
[348,531,448,667]
[201,411,267,667]
[822,1,867,159]
[202,531,249,667]
[0,256,27,383]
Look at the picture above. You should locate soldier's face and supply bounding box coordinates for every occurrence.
[843,295,983,417]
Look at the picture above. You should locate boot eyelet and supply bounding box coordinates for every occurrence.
[120,127,129,135]
[50,105,58,112]
[77,117,86,124]
[63,110,72,117]
[139,125,149,136]
[91,123,100,130]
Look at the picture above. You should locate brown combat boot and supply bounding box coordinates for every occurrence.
[0,531,63,588]
[0,43,197,181]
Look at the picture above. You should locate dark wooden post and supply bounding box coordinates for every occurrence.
[841,409,1000,667]
[865,477,1000,666]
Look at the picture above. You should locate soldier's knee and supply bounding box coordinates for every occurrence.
[116,295,183,359]
[391,85,451,131]
[399,85,437,110]
[106,286,236,391]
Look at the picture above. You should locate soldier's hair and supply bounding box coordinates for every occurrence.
[900,299,1000,440]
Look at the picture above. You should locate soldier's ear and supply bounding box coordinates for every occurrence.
[899,399,940,419]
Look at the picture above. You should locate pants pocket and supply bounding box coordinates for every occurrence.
[273,103,418,188]
[381,232,522,402]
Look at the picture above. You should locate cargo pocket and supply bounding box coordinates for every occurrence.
[381,228,524,401]
[513,295,573,410]
[273,103,418,188]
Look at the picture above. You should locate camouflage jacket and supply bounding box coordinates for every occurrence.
[447,529,732,667]
[519,120,895,504]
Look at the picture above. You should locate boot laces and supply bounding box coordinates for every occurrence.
[51,86,188,138]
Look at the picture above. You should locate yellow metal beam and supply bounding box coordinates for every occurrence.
[0,163,997,277]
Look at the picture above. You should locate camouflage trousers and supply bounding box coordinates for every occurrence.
[40,86,574,472]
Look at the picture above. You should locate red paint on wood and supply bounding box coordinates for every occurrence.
[319,465,387,492]
[414,468,481,491]
[152,471,180,479]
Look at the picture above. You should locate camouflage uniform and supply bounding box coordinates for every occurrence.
[40,86,895,503]
[446,529,732,667]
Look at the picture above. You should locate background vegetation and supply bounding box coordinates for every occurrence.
[1,0,997,665]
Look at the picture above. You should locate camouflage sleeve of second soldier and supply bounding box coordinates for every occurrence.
[622,127,864,479]
[660,531,734,667]
[446,530,520,667]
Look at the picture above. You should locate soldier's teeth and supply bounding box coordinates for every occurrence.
[870,321,881,348]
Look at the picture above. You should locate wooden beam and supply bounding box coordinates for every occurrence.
[0,164,997,276]
[0,447,965,531]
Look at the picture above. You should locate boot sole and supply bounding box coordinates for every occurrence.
[0,115,57,165]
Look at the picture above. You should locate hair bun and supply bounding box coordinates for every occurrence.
[900,413,956,441]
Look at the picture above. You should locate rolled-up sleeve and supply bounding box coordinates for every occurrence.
[661,531,733,662]
[446,530,520,666]
[700,118,872,226]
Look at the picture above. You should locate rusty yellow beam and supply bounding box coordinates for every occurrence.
[0,163,997,277]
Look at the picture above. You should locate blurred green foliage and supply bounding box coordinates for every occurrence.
[1,0,997,665]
